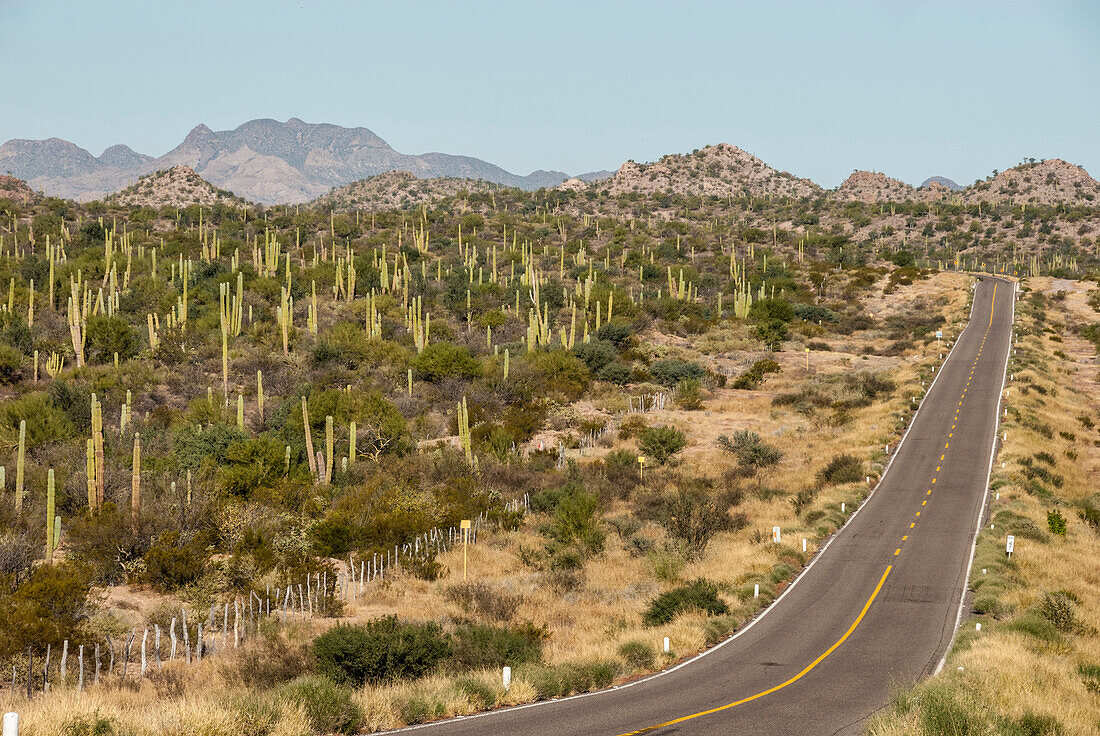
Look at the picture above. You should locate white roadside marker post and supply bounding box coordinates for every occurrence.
[2,712,17,736]
[502,666,511,691]
[663,637,670,653]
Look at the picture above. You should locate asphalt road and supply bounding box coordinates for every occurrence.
[385,276,1014,736]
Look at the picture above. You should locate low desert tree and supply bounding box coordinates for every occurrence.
[638,425,688,465]
[717,430,783,484]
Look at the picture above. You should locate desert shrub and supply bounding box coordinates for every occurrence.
[0,561,93,657]
[676,377,703,409]
[0,313,33,354]
[542,486,605,555]
[731,358,781,390]
[85,314,138,363]
[0,343,23,383]
[654,489,732,560]
[1046,509,1067,536]
[716,431,783,480]
[755,319,788,350]
[448,622,546,670]
[276,676,363,735]
[638,425,687,465]
[1077,499,1100,530]
[649,358,705,387]
[598,361,633,385]
[143,531,205,592]
[573,339,618,373]
[220,436,287,498]
[222,625,312,687]
[412,342,481,381]
[313,618,450,685]
[510,349,590,402]
[0,391,75,449]
[792,303,838,323]
[748,298,795,322]
[443,581,524,623]
[618,639,656,670]
[618,414,647,439]
[596,322,633,349]
[1038,591,1078,632]
[602,448,641,490]
[174,423,248,472]
[643,579,728,626]
[818,454,863,485]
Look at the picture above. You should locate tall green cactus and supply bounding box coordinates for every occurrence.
[45,469,55,560]
[15,419,25,513]
[325,416,334,484]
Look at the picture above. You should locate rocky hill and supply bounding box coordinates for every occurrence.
[963,159,1099,205]
[310,171,505,212]
[834,171,918,202]
[106,166,248,208]
[0,175,39,206]
[600,144,822,200]
[0,118,609,205]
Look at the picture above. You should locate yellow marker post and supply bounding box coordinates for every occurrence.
[805,347,810,371]
[461,519,471,580]
[638,455,647,482]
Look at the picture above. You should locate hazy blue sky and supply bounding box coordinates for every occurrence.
[1,0,1096,187]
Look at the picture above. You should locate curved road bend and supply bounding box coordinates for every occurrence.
[385,276,1014,736]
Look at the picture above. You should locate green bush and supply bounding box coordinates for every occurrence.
[143,531,205,592]
[731,358,781,390]
[617,639,656,670]
[748,298,795,323]
[543,486,605,555]
[0,561,93,657]
[597,361,632,385]
[448,622,546,670]
[654,489,732,560]
[412,342,481,381]
[0,392,75,449]
[0,343,23,384]
[595,322,633,349]
[818,454,863,485]
[573,339,618,373]
[755,319,788,350]
[1038,591,1078,632]
[276,676,363,735]
[716,431,783,480]
[643,579,729,627]
[313,618,450,685]
[85,314,138,363]
[650,359,705,387]
[510,350,589,402]
[638,425,687,465]
[1046,509,1067,536]
[676,378,704,410]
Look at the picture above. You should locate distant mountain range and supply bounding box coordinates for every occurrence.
[0,118,613,204]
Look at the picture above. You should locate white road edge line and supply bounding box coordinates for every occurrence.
[934,276,1014,676]
[377,274,982,735]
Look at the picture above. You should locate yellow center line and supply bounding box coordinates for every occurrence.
[902,535,908,541]
[910,522,915,528]
[614,567,895,735]
[989,282,997,327]
[894,549,901,556]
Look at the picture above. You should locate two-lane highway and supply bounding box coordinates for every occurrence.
[385,276,1014,736]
